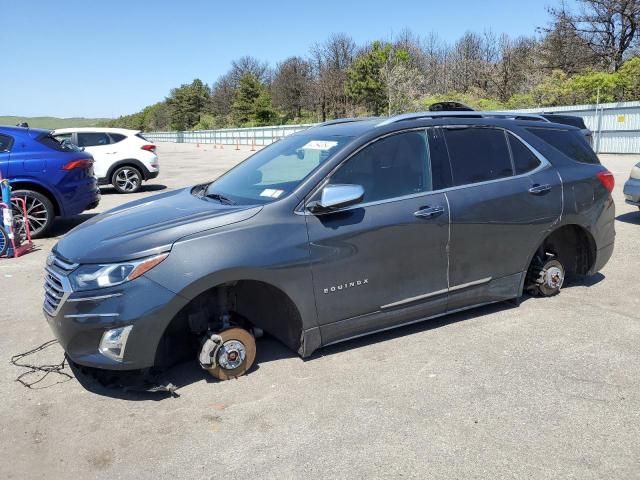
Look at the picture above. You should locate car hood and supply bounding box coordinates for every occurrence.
[54,187,262,263]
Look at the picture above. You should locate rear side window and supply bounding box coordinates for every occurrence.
[507,134,541,174]
[0,134,14,152]
[109,133,126,143]
[77,132,111,147]
[443,127,513,186]
[526,128,599,164]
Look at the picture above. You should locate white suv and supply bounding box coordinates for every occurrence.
[53,128,159,193]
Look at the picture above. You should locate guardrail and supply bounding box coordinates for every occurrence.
[143,124,315,147]
[143,101,640,154]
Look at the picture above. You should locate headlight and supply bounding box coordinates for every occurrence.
[69,253,168,291]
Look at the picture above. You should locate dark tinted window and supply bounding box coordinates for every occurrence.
[526,128,599,164]
[427,128,453,190]
[330,131,430,202]
[0,134,13,152]
[37,134,82,152]
[109,133,126,143]
[508,134,541,174]
[77,132,111,147]
[541,114,587,129]
[444,127,513,186]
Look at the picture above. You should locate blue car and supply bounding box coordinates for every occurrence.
[0,125,100,238]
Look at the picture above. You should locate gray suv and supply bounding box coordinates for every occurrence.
[44,113,616,381]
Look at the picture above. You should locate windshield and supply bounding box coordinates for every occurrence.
[204,133,352,205]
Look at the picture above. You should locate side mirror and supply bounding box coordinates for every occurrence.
[308,184,364,213]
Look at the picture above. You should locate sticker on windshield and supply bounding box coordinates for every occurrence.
[260,189,284,198]
[302,140,338,150]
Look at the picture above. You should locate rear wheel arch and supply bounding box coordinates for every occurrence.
[8,181,60,216]
[522,224,597,293]
[105,159,148,182]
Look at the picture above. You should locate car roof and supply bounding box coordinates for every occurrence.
[0,124,50,136]
[303,112,579,137]
[53,127,139,135]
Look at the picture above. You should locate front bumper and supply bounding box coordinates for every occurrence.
[44,265,186,370]
[623,178,640,206]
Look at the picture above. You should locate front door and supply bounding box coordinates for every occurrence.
[304,130,451,345]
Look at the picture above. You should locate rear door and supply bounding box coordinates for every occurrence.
[442,126,562,310]
[76,132,114,179]
[0,134,12,179]
[305,130,451,345]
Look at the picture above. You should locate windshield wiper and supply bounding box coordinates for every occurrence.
[205,192,236,205]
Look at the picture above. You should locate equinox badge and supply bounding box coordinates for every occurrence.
[323,279,369,294]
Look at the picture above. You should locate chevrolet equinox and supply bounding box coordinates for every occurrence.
[44,113,616,381]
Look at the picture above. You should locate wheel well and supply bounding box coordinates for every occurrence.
[107,160,144,182]
[534,225,597,275]
[9,182,60,216]
[154,280,303,368]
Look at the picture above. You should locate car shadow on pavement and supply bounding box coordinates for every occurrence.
[69,275,605,401]
[99,184,168,195]
[48,213,99,237]
[616,211,640,225]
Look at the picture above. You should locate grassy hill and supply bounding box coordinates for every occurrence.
[0,116,111,129]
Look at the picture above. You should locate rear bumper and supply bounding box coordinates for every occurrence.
[60,179,101,217]
[623,178,640,205]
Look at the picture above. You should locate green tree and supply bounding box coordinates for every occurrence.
[231,73,276,126]
[618,57,640,100]
[345,42,389,115]
[166,79,210,130]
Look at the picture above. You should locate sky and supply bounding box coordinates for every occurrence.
[1,0,558,118]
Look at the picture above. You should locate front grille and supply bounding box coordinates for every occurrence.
[43,254,76,316]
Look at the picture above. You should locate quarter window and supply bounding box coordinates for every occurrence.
[0,134,13,152]
[109,133,126,143]
[77,132,111,147]
[329,131,431,203]
[443,127,513,186]
[526,127,599,164]
[508,134,541,174]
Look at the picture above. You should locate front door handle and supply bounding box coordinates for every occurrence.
[528,184,552,195]
[414,206,445,218]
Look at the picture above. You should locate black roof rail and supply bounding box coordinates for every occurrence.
[316,117,379,127]
[375,111,548,127]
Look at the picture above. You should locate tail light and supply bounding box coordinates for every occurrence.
[62,159,93,171]
[596,170,615,192]
[141,144,156,152]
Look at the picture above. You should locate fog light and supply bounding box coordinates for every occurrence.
[99,325,133,361]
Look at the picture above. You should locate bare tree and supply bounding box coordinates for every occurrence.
[209,73,235,119]
[546,0,640,70]
[309,33,356,120]
[271,56,313,119]
[230,56,271,83]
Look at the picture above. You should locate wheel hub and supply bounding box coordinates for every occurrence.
[544,266,564,289]
[217,340,246,370]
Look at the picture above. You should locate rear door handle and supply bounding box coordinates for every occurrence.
[528,184,552,195]
[414,206,445,218]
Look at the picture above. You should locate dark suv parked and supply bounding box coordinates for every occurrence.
[44,113,615,381]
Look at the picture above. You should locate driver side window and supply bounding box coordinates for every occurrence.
[329,131,431,203]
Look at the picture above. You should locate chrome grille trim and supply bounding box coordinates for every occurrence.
[43,262,72,316]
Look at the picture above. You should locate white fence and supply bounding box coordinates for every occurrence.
[143,124,314,147]
[512,101,640,154]
[143,101,640,154]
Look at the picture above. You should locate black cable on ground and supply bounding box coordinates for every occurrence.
[10,339,72,389]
